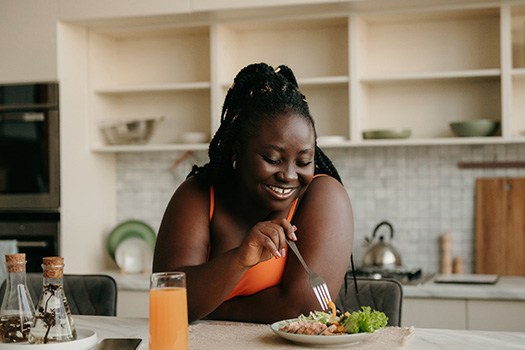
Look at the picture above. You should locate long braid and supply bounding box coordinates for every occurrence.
[187,63,343,185]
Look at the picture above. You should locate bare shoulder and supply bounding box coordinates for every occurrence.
[303,175,350,207]
[293,175,353,240]
[153,176,211,271]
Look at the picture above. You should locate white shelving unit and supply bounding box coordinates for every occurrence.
[60,1,525,153]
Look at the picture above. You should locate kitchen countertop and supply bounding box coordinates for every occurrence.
[75,315,525,350]
[403,275,525,301]
[104,270,525,301]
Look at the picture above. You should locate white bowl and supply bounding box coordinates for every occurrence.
[180,131,208,144]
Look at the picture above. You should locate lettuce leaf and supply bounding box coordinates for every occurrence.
[340,306,388,334]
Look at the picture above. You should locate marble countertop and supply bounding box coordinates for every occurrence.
[403,275,525,301]
[75,315,525,350]
[103,270,525,301]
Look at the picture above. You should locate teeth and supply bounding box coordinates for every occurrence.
[268,185,292,195]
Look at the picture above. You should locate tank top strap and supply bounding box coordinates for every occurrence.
[209,186,215,221]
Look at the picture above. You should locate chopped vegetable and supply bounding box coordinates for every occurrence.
[281,306,388,335]
[340,306,388,334]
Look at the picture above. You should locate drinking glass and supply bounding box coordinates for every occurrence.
[149,272,188,350]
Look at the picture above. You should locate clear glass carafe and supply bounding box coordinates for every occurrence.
[0,253,35,343]
[28,257,77,344]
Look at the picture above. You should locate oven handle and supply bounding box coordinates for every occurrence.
[16,241,49,248]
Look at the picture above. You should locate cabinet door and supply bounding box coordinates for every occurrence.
[402,298,467,329]
[117,290,149,318]
[468,300,525,331]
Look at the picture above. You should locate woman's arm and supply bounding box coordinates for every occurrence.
[152,177,297,322]
[208,176,354,323]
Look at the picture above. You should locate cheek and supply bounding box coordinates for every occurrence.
[298,165,315,185]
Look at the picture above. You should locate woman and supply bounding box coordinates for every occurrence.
[153,63,353,323]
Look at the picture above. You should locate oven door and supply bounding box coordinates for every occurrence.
[0,82,60,210]
[0,213,59,272]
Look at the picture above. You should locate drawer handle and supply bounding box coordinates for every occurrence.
[16,241,49,248]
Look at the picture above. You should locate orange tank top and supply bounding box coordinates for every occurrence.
[209,188,298,299]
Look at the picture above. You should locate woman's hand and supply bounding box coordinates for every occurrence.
[235,218,297,268]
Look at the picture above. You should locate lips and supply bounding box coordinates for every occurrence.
[266,184,296,199]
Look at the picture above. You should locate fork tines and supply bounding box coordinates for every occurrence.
[313,282,332,311]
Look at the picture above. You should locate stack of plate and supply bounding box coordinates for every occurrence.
[106,220,156,274]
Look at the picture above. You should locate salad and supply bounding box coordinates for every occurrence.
[278,303,388,336]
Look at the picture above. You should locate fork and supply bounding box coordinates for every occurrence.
[286,239,332,311]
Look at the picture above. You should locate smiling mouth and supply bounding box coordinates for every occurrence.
[266,184,295,199]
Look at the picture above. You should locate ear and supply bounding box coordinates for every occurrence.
[231,141,241,163]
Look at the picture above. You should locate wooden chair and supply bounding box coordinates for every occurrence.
[1,273,118,316]
[335,273,403,327]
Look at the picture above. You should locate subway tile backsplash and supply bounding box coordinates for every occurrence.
[116,144,525,275]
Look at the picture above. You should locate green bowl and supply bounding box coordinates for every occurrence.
[362,128,411,140]
[450,119,500,137]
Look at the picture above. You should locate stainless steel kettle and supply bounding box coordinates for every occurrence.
[362,221,402,269]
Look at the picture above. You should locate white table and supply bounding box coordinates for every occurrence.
[75,316,525,350]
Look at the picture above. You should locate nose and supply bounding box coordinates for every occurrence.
[277,163,298,182]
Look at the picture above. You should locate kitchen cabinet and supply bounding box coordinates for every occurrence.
[468,300,525,331]
[402,298,467,330]
[403,297,525,331]
[58,1,525,153]
[0,0,59,83]
[117,290,149,318]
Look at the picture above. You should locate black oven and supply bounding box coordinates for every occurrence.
[0,212,59,272]
[0,82,60,210]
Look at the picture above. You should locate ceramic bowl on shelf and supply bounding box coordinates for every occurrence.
[449,119,500,137]
[362,128,411,140]
[317,135,347,144]
[99,116,164,145]
[179,131,209,144]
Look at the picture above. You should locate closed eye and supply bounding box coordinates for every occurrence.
[297,160,313,167]
[262,155,281,165]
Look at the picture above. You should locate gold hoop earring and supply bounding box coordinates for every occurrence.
[233,160,237,170]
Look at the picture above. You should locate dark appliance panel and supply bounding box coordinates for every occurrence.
[0,212,59,272]
[0,82,60,210]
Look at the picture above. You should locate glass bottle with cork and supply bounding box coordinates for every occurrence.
[0,253,35,343]
[28,256,77,344]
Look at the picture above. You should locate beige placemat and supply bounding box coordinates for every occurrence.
[189,322,415,350]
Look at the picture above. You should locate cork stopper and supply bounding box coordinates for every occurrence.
[42,256,65,278]
[5,253,26,273]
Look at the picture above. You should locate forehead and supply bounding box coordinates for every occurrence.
[248,113,315,151]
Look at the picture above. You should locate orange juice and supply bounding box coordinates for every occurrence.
[149,287,188,350]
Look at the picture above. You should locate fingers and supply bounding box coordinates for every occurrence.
[264,219,298,258]
[240,219,299,266]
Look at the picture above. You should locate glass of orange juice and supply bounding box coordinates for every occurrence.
[150,272,188,350]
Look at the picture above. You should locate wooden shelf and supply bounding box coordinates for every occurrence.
[60,1,525,153]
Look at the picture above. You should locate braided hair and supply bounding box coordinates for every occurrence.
[188,63,342,185]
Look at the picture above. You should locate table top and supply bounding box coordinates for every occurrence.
[75,315,525,350]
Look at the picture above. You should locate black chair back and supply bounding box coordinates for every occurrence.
[0,273,118,316]
[335,274,403,326]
